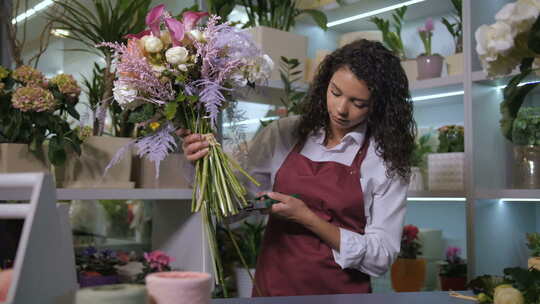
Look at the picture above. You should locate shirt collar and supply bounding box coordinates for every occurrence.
[313,122,367,146]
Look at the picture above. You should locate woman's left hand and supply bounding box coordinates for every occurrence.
[265,192,314,224]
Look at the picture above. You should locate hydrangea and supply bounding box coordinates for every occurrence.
[50,74,81,98]
[12,86,56,112]
[12,65,45,86]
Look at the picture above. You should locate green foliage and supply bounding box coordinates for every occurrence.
[500,16,540,144]
[238,0,329,31]
[512,107,540,146]
[99,200,131,238]
[206,0,236,22]
[369,6,407,59]
[469,267,540,304]
[411,133,433,168]
[231,220,266,268]
[437,125,464,153]
[527,232,540,257]
[441,0,463,53]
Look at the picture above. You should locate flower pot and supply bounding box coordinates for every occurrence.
[56,136,134,188]
[409,167,424,191]
[234,267,255,298]
[131,152,190,188]
[512,145,540,189]
[428,152,465,192]
[0,143,49,173]
[446,53,464,76]
[416,55,444,80]
[246,26,308,82]
[75,284,147,304]
[391,258,426,292]
[528,257,540,271]
[439,275,467,291]
[78,273,119,288]
[146,271,211,304]
[401,59,418,84]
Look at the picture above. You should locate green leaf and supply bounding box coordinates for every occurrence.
[165,102,178,121]
[528,15,540,54]
[299,9,328,31]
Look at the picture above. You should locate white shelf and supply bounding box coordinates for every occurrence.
[410,74,464,92]
[475,188,540,200]
[0,188,193,201]
[407,190,466,198]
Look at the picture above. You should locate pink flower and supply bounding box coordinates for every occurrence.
[446,246,461,263]
[403,224,419,242]
[182,11,209,32]
[425,17,434,32]
[12,65,45,87]
[146,4,166,37]
[12,86,56,112]
[144,250,174,271]
[164,18,185,46]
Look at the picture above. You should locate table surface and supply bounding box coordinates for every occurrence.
[212,291,475,304]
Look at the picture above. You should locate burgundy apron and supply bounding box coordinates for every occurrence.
[252,136,371,297]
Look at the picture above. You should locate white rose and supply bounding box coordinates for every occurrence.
[144,36,164,53]
[113,81,137,107]
[189,29,205,42]
[165,46,189,65]
[160,30,172,45]
[493,285,524,304]
[178,64,188,72]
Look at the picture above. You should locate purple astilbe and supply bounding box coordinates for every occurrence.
[104,139,137,177]
[95,99,109,135]
[99,41,174,104]
[134,123,177,178]
[190,79,231,127]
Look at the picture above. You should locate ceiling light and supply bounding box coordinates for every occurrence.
[407,197,466,202]
[11,0,54,24]
[412,90,464,102]
[327,0,426,27]
[500,198,540,202]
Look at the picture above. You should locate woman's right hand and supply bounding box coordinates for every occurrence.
[176,128,210,162]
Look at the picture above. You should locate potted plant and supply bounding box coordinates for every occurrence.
[0,65,82,173]
[417,18,444,80]
[370,7,417,82]
[509,108,540,188]
[439,246,467,291]
[76,247,123,287]
[442,0,463,75]
[391,224,426,292]
[410,134,433,191]
[526,232,540,271]
[229,220,266,298]
[428,125,465,191]
[134,250,175,284]
[240,0,330,81]
[476,1,540,188]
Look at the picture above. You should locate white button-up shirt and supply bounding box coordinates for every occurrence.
[242,116,408,277]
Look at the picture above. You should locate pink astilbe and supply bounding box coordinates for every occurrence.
[134,123,177,178]
[99,41,174,105]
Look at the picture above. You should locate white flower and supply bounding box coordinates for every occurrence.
[496,1,539,33]
[150,64,166,74]
[475,21,515,64]
[113,81,137,107]
[229,71,248,87]
[189,29,205,42]
[178,64,188,72]
[165,46,189,65]
[160,30,172,45]
[493,285,524,304]
[144,36,164,53]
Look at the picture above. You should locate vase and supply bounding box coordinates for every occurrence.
[234,267,255,298]
[391,258,427,292]
[446,53,464,76]
[512,145,540,189]
[409,167,424,191]
[528,257,540,271]
[427,152,465,191]
[0,143,49,173]
[146,271,211,304]
[439,276,467,291]
[78,273,119,288]
[416,55,444,80]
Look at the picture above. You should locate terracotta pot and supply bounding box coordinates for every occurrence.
[528,257,540,271]
[391,258,426,292]
[416,55,444,80]
[439,275,467,291]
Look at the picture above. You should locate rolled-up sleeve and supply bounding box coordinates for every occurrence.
[332,175,408,277]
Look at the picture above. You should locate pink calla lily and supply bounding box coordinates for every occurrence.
[425,17,434,32]
[165,18,185,46]
[125,29,151,40]
[182,11,209,32]
[146,4,166,36]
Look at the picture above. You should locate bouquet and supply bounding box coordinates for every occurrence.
[439,246,467,277]
[100,4,273,292]
[399,224,422,259]
[0,65,82,165]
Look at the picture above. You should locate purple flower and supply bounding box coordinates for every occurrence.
[134,123,177,178]
[83,247,98,256]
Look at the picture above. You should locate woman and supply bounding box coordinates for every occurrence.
[180,39,415,296]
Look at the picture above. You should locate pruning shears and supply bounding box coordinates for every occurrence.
[222,194,300,224]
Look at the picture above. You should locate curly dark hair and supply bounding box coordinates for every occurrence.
[296,39,416,180]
